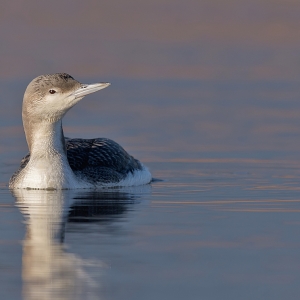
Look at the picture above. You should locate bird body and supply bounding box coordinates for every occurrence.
[9,73,151,189]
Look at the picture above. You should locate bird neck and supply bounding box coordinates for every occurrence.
[23,118,67,158]
[16,117,84,189]
[21,119,77,189]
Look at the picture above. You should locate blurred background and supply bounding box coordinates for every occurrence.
[1,0,300,172]
[2,2,300,299]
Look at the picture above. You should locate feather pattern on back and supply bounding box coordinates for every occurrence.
[11,138,144,186]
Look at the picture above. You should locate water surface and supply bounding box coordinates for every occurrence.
[1,153,300,299]
[1,1,300,299]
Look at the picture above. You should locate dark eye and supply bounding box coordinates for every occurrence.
[49,89,56,94]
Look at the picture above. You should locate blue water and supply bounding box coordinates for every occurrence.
[2,0,300,298]
[1,156,300,299]
[1,68,300,300]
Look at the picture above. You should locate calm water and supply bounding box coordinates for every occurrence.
[1,1,300,298]
[1,160,300,300]
[1,77,300,300]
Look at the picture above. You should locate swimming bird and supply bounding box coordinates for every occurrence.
[9,73,152,189]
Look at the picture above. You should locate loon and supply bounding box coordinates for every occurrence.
[9,73,152,189]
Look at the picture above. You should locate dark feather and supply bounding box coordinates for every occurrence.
[13,138,143,184]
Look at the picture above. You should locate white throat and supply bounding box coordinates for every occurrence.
[13,120,84,189]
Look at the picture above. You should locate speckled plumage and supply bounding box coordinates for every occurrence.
[67,137,143,183]
[11,137,144,186]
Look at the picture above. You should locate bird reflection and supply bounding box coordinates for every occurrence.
[11,186,151,300]
[69,190,141,223]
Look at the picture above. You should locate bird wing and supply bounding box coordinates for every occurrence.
[12,138,143,185]
[66,138,143,183]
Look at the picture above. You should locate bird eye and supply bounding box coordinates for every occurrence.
[49,89,56,94]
